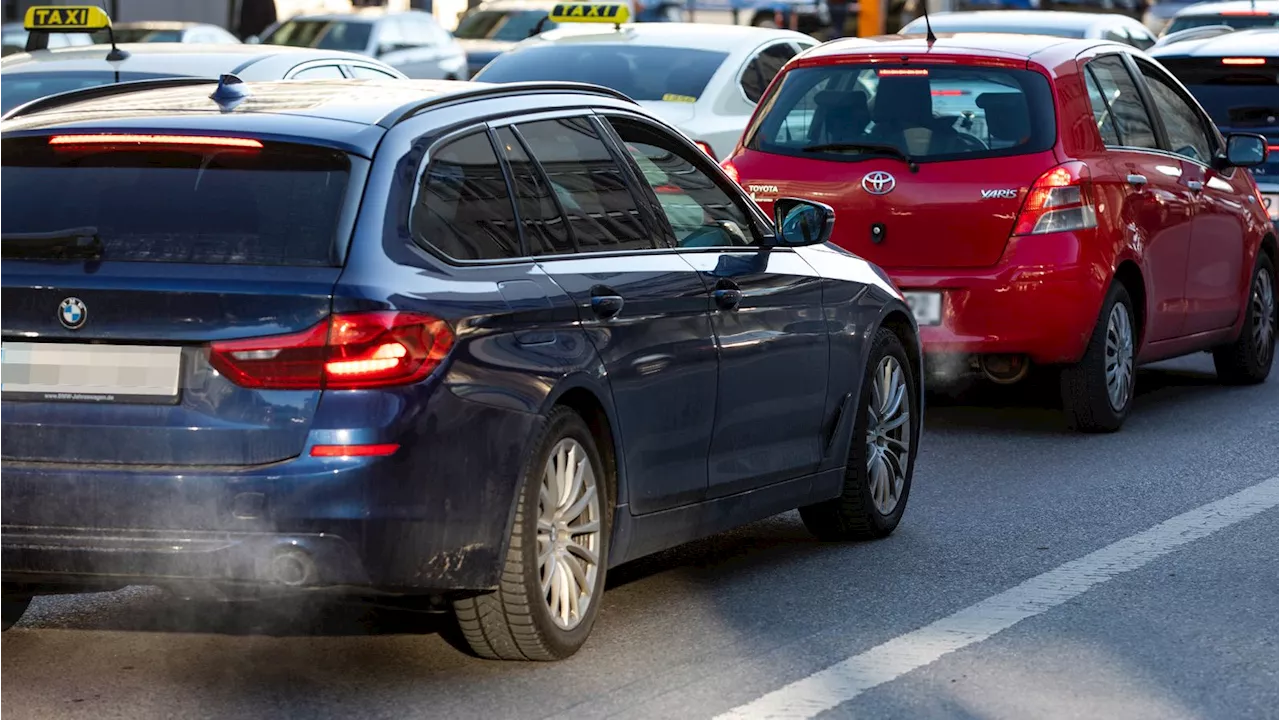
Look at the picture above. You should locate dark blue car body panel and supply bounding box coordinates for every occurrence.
[1,79,918,596]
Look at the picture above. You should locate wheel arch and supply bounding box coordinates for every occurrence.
[1113,259,1147,348]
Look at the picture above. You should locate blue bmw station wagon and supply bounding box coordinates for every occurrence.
[0,76,922,659]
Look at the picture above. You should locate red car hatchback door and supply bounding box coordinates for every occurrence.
[727,60,1059,271]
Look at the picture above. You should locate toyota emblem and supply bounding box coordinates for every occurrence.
[862,171,896,196]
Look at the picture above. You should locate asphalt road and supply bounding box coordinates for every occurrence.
[3,353,1277,720]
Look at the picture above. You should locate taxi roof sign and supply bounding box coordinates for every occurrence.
[23,5,111,32]
[548,3,631,25]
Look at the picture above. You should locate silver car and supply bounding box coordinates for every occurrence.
[260,9,468,80]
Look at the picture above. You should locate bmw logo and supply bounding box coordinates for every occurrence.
[58,297,87,330]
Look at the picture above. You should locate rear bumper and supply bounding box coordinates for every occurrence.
[1,390,540,595]
[888,234,1106,366]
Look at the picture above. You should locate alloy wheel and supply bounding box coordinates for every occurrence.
[866,356,911,516]
[537,438,602,631]
[1251,267,1275,365]
[1104,303,1135,412]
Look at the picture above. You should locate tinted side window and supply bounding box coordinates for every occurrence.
[495,126,573,256]
[1085,55,1157,149]
[1126,26,1155,50]
[608,116,755,248]
[741,42,798,104]
[1136,60,1215,163]
[410,130,521,261]
[1085,66,1123,146]
[515,117,654,252]
[349,64,399,79]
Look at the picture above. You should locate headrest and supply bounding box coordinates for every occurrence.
[872,75,933,125]
[976,92,1030,143]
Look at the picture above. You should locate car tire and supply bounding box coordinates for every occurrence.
[1213,251,1276,385]
[452,406,611,661]
[2,595,31,631]
[800,327,918,541]
[1060,282,1136,433]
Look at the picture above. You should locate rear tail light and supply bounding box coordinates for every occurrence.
[311,443,400,458]
[1013,162,1097,236]
[209,311,454,390]
[1221,57,1268,65]
[720,158,740,184]
[694,140,717,160]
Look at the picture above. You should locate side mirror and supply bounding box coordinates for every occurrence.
[1221,133,1269,169]
[772,197,835,247]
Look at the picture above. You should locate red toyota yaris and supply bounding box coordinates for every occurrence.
[723,33,1277,432]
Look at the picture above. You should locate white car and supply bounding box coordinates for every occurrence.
[473,3,817,160]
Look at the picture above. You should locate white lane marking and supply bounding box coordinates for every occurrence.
[717,476,1280,720]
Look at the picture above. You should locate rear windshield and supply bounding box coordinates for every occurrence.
[1166,13,1278,33]
[1,137,352,267]
[746,64,1056,163]
[1158,57,1278,130]
[454,10,555,40]
[1,70,175,113]
[263,19,373,51]
[900,18,1086,37]
[474,44,729,101]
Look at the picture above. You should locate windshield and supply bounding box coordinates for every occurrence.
[454,10,555,40]
[263,19,373,51]
[1,137,352,266]
[900,18,1086,37]
[1166,13,1278,32]
[1,70,176,113]
[475,44,729,101]
[746,64,1057,163]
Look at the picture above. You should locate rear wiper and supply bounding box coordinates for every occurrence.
[1,227,103,260]
[801,142,919,172]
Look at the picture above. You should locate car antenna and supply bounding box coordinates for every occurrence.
[529,15,549,36]
[922,2,937,46]
[97,0,129,61]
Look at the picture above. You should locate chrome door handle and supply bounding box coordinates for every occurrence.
[1187,180,1204,192]
[1126,174,1148,187]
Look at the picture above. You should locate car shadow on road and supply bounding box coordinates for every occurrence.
[923,358,1238,435]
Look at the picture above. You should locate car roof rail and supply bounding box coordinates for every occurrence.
[1152,24,1235,48]
[376,81,637,129]
[3,76,219,121]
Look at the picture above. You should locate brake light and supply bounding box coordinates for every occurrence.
[694,140,717,160]
[1220,9,1269,14]
[721,158,740,184]
[931,89,968,96]
[208,311,453,390]
[1221,57,1268,65]
[49,134,263,149]
[1013,162,1097,236]
[878,68,929,76]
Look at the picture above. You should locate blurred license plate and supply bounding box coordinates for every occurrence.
[1,342,181,404]
[905,291,942,326]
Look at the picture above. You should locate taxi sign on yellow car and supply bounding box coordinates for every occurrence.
[23,5,111,32]
[548,2,631,25]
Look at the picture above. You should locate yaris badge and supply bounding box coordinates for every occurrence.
[59,297,87,329]
[862,171,896,195]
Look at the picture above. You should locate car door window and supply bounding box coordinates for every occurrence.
[1135,60,1216,164]
[606,115,756,248]
[1084,66,1123,146]
[494,126,574,256]
[1126,26,1155,50]
[349,64,400,79]
[1103,28,1127,44]
[410,130,522,260]
[514,117,655,253]
[291,64,346,79]
[1085,55,1158,150]
[740,42,799,104]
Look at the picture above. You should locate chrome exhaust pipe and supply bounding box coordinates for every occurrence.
[269,547,317,587]
[980,354,1030,385]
